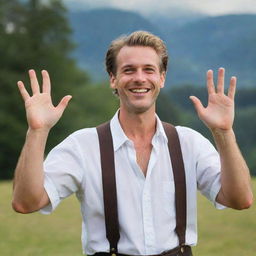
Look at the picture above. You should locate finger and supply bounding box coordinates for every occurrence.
[42,70,51,93]
[189,96,205,117]
[56,95,72,114]
[17,81,30,101]
[228,76,237,100]
[207,69,215,95]
[217,67,225,94]
[29,69,40,94]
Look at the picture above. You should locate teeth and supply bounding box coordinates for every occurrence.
[131,89,148,93]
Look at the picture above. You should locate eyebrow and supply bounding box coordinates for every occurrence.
[120,65,134,70]
[120,64,157,70]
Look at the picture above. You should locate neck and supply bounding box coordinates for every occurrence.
[118,107,157,140]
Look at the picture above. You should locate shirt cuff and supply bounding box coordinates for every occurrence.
[210,181,226,210]
[39,174,61,215]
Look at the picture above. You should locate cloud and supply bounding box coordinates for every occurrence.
[187,0,256,15]
[64,0,256,17]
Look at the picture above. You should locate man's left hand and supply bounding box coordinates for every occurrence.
[190,67,236,131]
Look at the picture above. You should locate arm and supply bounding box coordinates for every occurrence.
[190,68,253,210]
[12,70,72,213]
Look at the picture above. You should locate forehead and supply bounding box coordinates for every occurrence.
[116,46,160,69]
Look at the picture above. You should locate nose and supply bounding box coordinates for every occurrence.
[132,69,146,84]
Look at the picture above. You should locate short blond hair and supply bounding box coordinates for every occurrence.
[105,30,168,76]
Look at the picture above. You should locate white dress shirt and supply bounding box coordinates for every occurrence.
[41,111,224,255]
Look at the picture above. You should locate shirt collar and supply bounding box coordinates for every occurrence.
[110,110,129,151]
[155,115,168,142]
[110,110,168,151]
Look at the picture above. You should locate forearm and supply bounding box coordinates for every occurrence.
[12,128,50,213]
[212,128,253,209]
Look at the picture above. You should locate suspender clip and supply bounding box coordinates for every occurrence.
[180,244,186,253]
[110,247,117,256]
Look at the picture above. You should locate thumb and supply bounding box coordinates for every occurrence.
[56,95,72,114]
[189,96,204,116]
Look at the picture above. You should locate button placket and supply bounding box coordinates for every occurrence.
[126,140,145,180]
[142,180,156,254]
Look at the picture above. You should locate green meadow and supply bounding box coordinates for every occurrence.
[1,180,255,256]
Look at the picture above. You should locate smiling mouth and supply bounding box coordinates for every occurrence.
[129,88,150,93]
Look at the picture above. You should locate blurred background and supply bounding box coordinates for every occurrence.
[0,0,255,255]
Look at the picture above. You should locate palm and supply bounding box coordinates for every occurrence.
[200,93,234,130]
[190,68,236,131]
[18,70,72,131]
[25,93,60,129]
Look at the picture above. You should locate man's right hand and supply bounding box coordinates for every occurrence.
[17,69,72,131]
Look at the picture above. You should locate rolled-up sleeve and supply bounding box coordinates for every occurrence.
[40,134,84,214]
[195,132,226,209]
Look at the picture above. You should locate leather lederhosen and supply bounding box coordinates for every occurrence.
[95,122,192,256]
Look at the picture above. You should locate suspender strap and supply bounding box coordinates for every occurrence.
[162,122,187,246]
[97,122,120,254]
[96,121,187,252]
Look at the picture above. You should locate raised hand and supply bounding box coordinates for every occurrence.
[190,68,236,131]
[17,69,72,131]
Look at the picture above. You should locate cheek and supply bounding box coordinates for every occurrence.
[152,77,163,88]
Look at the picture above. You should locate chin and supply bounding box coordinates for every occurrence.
[128,104,154,114]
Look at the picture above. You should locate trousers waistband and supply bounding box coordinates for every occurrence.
[91,245,192,256]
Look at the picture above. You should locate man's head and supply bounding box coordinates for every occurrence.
[106,31,168,114]
[105,31,168,77]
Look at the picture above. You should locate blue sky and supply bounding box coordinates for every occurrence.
[64,0,256,17]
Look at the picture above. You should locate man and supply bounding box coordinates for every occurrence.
[12,31,253,256]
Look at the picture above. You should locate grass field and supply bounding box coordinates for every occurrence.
[1,180,255,256]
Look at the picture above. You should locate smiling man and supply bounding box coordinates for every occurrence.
[12,31,253,256]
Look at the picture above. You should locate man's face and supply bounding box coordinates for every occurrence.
[110,46,166,114]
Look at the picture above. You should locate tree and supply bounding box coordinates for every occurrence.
[156,91,181,125]
[0,0,88,179]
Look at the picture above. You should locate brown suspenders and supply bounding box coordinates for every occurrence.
[96,121,187,255]
[97,122,120,254]
[162,122,187,247]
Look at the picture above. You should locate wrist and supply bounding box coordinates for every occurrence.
[24,128,50,154]
[210,127,234,136]
[211,128,236,148]
[27,127,50,137]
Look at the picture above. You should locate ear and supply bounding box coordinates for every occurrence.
[110,72,117,89]
[160,71,166,88]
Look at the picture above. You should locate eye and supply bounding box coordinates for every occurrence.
[123,68,134,74]
[144,67,155,73]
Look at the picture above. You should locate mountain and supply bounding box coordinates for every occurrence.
[69,9,256,87]
[165,14,256,87]
[69,8,162,81]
